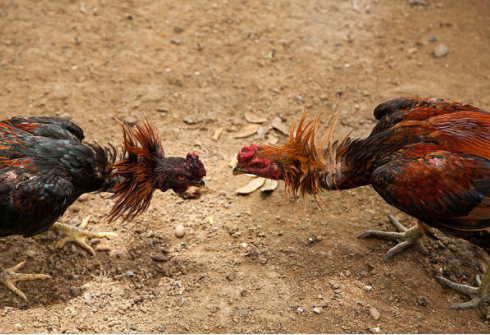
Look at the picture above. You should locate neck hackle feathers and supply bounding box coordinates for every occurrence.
[108,118,164,222]
[259,110,349,208]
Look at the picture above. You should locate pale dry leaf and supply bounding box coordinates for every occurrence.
[233,124,260,138]
[271,117,289,135]
[266,134,278,145]
[261,179,278,192]
[213,127,223,141]
[229,155,238,168]
[245,111,267,124]
[236,177,266,194]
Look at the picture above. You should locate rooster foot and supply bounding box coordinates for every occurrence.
[0,261,51,300]
[436,267,490,309]
[358,215,428,261]
[51,215,118,256]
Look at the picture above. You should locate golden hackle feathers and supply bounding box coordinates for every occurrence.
[108,118,164,222]
[260,107,347,209]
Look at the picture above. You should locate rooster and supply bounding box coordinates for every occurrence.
[0,116,206,300]
[233,97,490,309]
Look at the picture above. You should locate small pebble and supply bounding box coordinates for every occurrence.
[364,285,373,291]
[240,242,248,248]
[60,112,72,120]
[428,36,437,42]
[95,244,111,251]
[320,93,328,101]
[434,43,448,58]
[15,324,23,331]
[175,225,185,238]
[313,307,324,314]
[296,307,304,313]
[126,270,135,277]
[409,0,429,5]
[417,296,429,306]
[124,116,139,126]
[369,307,380,320]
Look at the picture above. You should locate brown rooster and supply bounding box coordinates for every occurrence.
[233,97,490,309]
[0,116,206,300]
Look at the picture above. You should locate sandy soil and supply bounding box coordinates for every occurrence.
[1,0,490,333]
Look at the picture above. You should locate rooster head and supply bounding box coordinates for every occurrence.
[157,153,206,193]
[233,144,283,180]
[109,119,206,221]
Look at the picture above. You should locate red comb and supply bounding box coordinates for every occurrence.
[186,153,206,178]
[237,144,258,162]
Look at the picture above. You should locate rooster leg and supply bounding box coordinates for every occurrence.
[358,215,428,261]
[0,261,51,300]
[436,267,489,309]
[50,215,118,256]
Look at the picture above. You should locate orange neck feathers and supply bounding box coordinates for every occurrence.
[108,118,164,222]
[259,111,348,208]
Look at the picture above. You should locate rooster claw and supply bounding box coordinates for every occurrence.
[51,215,118,256]
[436,270,490,309]
[358,215,427,261]
[0,261,51,300]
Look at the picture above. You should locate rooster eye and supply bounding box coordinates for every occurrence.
[256,163,265,168]
[177,175,185,181]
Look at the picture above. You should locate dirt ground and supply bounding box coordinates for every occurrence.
[1,0,490,333]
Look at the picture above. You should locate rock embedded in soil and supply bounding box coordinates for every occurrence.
[417,296,429,306]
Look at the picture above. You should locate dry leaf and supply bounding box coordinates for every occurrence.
[236,177,266,194]
[233,124,260,138]
[261,179,278,192]
[271,117,289,135]
[266,134,278,145]
[245,111,267,124]
[229,155,238,168]
[213,127,223,141]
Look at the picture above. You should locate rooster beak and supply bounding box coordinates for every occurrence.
[233,166,245,175]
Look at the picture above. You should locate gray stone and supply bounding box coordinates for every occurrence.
[434,43,448,58]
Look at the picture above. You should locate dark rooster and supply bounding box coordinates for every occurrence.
[233,97,490,309]
[0,116,206,300]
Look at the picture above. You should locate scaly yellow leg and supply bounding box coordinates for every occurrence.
[51,215,118,256]
[0,261,51,300]
[436,266,490,309]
